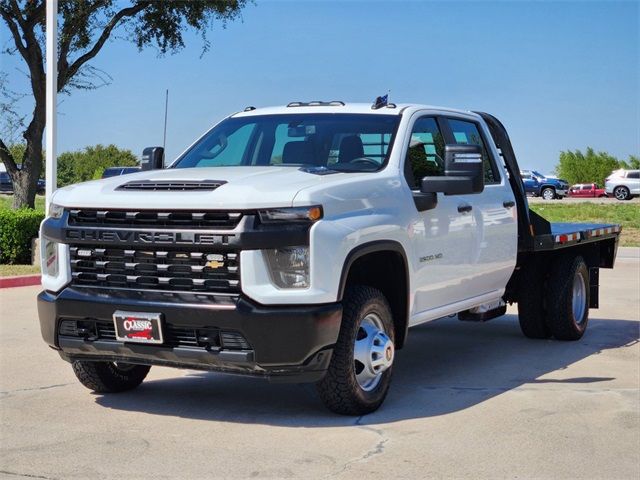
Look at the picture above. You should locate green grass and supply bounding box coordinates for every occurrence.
[530,203,640,246]
[0,264,40,277]
[0,194,45,212]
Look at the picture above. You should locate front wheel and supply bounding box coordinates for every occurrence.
[316,286,395,415]
[72,361,151,393]
[541,187,555,200]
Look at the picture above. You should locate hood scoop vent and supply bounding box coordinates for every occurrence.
[116,180,227,191]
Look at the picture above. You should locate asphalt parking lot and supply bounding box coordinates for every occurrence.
[1,250,638,479]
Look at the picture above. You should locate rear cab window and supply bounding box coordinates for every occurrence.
[446,118,501,184]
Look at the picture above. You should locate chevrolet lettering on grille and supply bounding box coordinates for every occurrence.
[65,229,229,246]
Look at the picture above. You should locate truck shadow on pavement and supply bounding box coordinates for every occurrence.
[94,314,639,426]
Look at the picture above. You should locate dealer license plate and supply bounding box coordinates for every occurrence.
[113,311,164,344]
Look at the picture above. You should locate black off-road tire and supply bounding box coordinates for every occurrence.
[517,260,552,339]
[72,361,151,393]
[316,285,395,416]
[545,255,590,340]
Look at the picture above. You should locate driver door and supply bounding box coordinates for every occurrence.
[402,115,476,318]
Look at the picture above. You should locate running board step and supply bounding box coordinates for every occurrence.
[458,300,507,322]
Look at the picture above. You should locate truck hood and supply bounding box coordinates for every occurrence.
[51,167,348,210]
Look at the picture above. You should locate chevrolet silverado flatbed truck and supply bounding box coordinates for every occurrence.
[38,101,621,415]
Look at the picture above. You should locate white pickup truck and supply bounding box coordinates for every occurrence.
[38,101,621,415]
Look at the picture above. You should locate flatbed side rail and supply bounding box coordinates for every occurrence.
[533,224,622,251]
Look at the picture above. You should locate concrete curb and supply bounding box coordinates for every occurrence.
[0,274,41,289]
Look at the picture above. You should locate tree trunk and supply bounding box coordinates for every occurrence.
[11,165,39,210]
[10,94,45,210]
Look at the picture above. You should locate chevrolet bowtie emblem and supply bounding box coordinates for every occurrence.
[206,260,224,269]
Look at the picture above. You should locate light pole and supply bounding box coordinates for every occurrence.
[45,0,57,210]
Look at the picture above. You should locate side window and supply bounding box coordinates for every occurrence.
[404,117,445,190]
[627,171,640,179]
[447,119,500,184]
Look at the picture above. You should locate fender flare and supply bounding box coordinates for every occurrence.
[337,240,411,348]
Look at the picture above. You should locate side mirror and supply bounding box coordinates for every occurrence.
[421,144,484,195]
[141,146,164,171]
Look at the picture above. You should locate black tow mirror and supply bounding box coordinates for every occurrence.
[141,146,165,171]
[421,144,484,195]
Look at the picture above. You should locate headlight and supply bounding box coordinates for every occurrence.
[264,246,309,288]
[259,206,322,223]
[48,203,64,219]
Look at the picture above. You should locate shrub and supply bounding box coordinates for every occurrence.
[0,209,45,264]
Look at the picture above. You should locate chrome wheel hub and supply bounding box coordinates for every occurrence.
[354,313,394,392]
[572,272,586,324]
[543,189,554,200]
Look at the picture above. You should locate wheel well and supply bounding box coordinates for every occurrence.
[341,249,409,349]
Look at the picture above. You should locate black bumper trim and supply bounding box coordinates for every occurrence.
[38,287,342,383]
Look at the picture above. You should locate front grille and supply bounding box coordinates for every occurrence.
[116,180,226,191]
[68,209,243,229]
[69,246,240,294]
[58,319,251,351]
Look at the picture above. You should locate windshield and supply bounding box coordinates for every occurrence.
[532,170,545,178]
[173,114,401,172]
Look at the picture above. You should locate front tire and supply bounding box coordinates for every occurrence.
[541,187,555,200]
[546,256,590,340]
[316,286,395,415]
[614,186,630,201]
[72,361,151,393]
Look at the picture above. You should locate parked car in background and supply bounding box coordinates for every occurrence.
[568,183,608,198]
[605,169,640,200]
[0,172,12,193]
[101,166,141,178]
[0,171,45,194]
[520,170,569,199]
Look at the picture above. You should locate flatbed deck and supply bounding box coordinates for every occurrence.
[532,222,621,251]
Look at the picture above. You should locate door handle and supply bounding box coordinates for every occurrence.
[457,203,472,213]
[503,200,515,208]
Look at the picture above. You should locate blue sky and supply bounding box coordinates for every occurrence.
[2,0,639,174]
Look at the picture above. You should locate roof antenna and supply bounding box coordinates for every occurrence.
[371,90,390,110]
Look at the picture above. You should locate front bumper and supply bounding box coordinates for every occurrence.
[556,188,568,197]
[38,287,342,383]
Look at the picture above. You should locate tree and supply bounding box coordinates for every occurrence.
[0,1,247,209]
[555,148,620,186]
[619,155,640,170]
[57,144,137,187]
